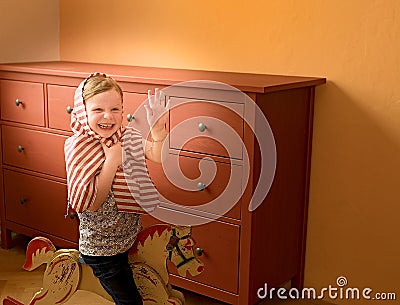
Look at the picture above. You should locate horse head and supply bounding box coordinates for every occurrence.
[23,236,56,271]
[130,224,204,279]
[166,226,204,277]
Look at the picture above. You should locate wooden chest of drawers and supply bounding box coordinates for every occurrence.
[0,62,325,305]
[0,77,78,248]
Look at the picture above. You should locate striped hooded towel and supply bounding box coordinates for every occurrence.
[64,74,160,214]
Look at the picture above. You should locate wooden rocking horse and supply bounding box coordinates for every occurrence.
[3,224,204,305]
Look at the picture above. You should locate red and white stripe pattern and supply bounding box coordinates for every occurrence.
[64,74,159,213]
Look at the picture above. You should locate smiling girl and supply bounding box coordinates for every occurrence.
[64,73,167,305]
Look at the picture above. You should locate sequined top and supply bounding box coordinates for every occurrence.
[78,192,142,256]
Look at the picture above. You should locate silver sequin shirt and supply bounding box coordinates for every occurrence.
[77,192,142,256]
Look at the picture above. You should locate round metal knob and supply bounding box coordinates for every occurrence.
[17,145,24,153]
[69,212,77,219]
[66,106,73,114]
[15,99,23,106]
[19,197,26,204]
[195,247,204,256]
[198,123,206,132]
[197,182,206,191]
[127,114,134,122]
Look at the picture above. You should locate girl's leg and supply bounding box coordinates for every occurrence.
[80,251,142,305]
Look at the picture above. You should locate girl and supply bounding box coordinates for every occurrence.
[64,73,167,305]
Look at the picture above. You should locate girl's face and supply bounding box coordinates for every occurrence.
[85,89,123,138]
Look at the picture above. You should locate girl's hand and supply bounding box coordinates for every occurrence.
[144,88,169,138]
[102,142,122,167]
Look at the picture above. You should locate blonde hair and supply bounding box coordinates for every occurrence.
[82,74,123,102]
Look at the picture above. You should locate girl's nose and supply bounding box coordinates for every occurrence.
[103,111,112,119]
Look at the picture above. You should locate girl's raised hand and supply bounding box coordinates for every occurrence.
[144,88,169,133]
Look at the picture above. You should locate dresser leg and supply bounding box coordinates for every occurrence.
[1,228,13,249]
[291,226,307,290]
[291,213,307,291]
[291,271,304,290]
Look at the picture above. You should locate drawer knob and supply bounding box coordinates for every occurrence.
[127,113,134,122]
[17,145,24,153]
[19,197,26,204]
[15,99,23,106]
[197,182,207,191]
[195,247,204,256]
[66,106,73,114]
[69,212,78,219]
[198,123,207,132]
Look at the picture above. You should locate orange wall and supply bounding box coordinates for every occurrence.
[49,0,400,304]
[1,1,398,303]
[0,0,59,63]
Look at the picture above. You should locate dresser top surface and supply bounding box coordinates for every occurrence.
[0,61,325,93]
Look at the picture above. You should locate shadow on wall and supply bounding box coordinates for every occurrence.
[305,80,400,302]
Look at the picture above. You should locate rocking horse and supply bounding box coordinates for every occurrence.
[3,224,204,305]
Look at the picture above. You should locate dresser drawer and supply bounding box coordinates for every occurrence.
[47,87,148,133]
[3,169,78,242]
[123,92,148,132]
[147,154,242,219]
[169,98,244,159]
[47,85,75,131]
[142,211,240,294]
[0,79,45,126]
[2,125,67,178]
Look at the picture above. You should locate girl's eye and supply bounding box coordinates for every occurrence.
[112,108,122,112]
[93,108,103,112]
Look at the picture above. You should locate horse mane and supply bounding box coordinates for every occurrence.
[23,237,56,270]
[130,224,172,255]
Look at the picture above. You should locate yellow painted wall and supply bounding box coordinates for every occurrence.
[0,0,391,304]
[59,1,400,304]
[0,0,59,63]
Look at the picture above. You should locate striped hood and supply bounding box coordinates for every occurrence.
[64,73,159,213]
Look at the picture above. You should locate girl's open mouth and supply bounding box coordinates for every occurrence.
[98,123,114,129]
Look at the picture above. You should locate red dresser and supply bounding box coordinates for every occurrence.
[0,62,325,305]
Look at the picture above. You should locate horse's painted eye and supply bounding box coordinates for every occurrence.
[185,239,193,250]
